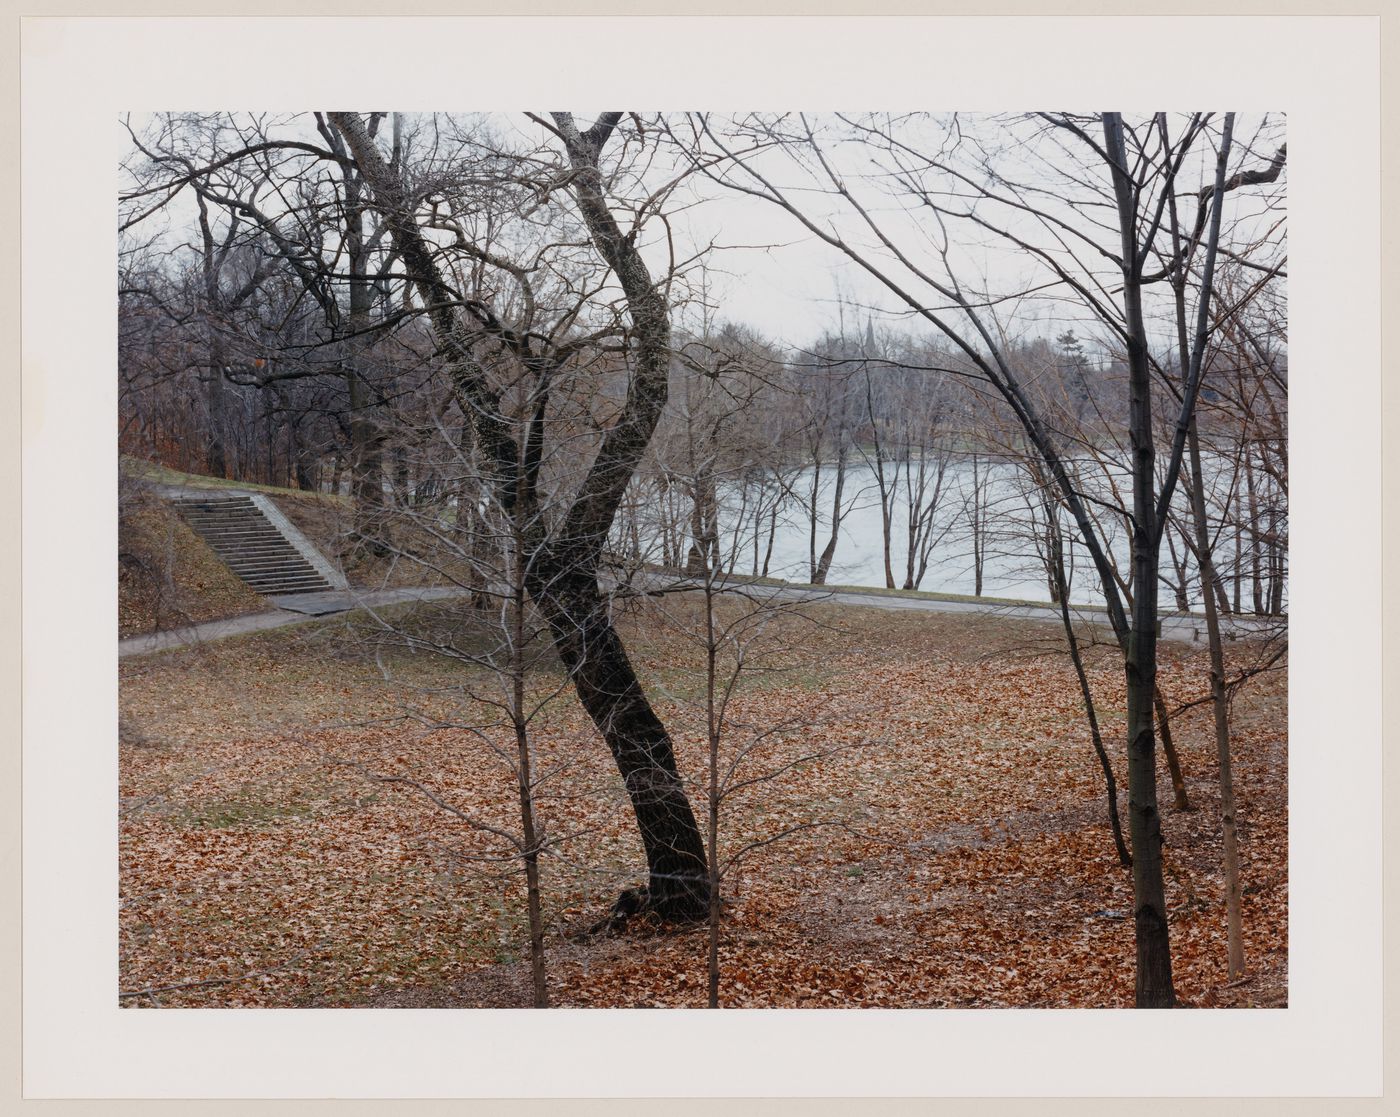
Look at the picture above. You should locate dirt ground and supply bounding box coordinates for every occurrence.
[118,597,1287,1009]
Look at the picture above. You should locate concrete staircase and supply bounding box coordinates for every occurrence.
[173,495,333,596]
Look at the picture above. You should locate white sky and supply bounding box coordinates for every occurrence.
[121,110,1284,360]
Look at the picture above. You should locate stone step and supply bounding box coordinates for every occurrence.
[212,546,305,560]
[175,503,257,514]
[246,580,333,593]
[222,555,307,568]
[228,561,317,576]
[185,520,270,531]
[240,566,324,581]
[197,524,288,534]
[223,557,307,568]
[209,547,294,558]
[205,545,296,557]
[182,516,272,527]
[222,548,306,561]
[230,567,320,582]
[202,534,293,546]
[212,534,302,548]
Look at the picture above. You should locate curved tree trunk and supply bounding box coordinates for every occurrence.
[529,561,708,918]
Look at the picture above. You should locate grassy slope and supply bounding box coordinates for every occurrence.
[122,456,346,500]
[118,490,266,638]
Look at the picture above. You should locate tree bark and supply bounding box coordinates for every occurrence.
[529,561,708,918]
[1103,112,1175,1008]
[1162,110,1247,979]
[1048,495,1130,869]
[1189,418,1245,977]
[1154,686,1192,811]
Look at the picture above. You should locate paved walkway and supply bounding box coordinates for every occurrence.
[742,583,1278,645]
[118,575,1278,659]
[118,586,467,658]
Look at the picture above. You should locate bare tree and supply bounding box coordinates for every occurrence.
[325,110,711,920]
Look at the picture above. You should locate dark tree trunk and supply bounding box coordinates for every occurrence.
[1153,685,1191,811]
[529,562,709,918]
[1189,418,1246,978]
[1161,139,1248,981]
[206,357,228,479]
[813,448,848,585]
[1165,522,1191,612]
[761,503,778,577]
[969,453,986,597]
[339,143,387,552]
[1047,492,1130,869]
[1104,113,1175,1008]
[348,368,384,546]
[1232,485,1243,614]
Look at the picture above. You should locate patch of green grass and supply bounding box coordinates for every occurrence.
[638,563,1205,622]
[637,563,1053,611]
[122,455,347,504]
[170,788,314,830]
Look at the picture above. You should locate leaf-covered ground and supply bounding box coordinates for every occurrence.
[118,598,1286,1009]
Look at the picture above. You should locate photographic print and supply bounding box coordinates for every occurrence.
[116,108,1288,1012]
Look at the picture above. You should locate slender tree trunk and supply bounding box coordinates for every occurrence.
[1268,505,1286,616]
[1244,447,1264,615]
[880,485,896,590]
[511,466,549,1007]
[1049,498,1130,868]
[1162,120,1247,979]
[343,160,386,551]
[1188,419,1245,977]
[1154,686,1191,811]
[348,368,383,546]
[206,345,228,478]
[1165,523,1191,612]
[705,573,723,1008]
[512,612,548,1007]
[1232,485,1243,614]
[1104,112,1175,1008]
[969,453,985,597]
[762,503,778,577]
[813,448,848,585]
[865,375,897,589]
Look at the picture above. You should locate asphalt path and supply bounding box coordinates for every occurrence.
[117,586,465,658]
[118,575,1278,659]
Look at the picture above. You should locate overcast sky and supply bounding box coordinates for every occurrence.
[121,110,1285,359]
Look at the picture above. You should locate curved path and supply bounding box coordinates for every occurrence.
[119,575,1279,660]
[118,586,466,658]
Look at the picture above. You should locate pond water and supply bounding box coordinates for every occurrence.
[693,451,1286,614]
